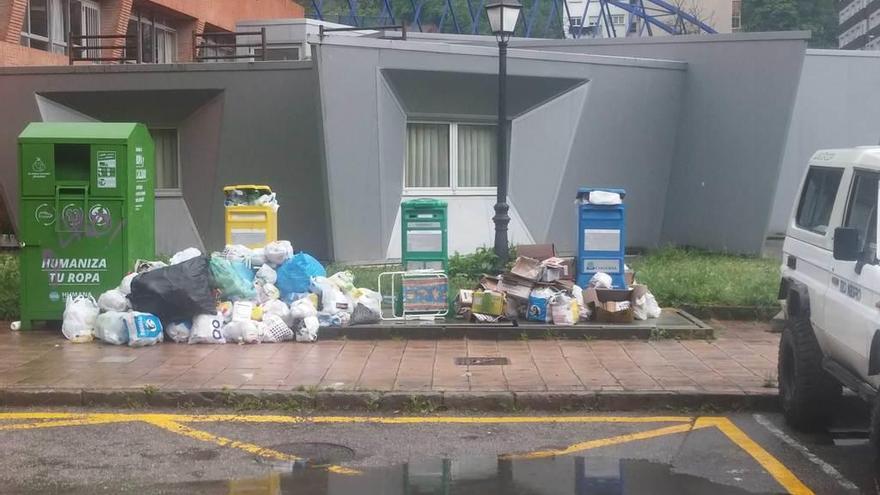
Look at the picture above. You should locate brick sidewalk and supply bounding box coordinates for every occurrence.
[0,321,778,395]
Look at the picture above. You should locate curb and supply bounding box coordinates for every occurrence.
[0,387,782,412]
[680,305,781,322]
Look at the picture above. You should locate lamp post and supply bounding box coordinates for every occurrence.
[485,0,521,270]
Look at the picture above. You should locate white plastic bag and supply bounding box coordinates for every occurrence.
[189,313,226,344]
[264,240,293,267]
[222,244,253,262]
[170,247,202,265]
[98,288,130,312]
[118,273,138,295]
[62,295,99,343]
[297,316,319,342]
[124,311,164,347]
[259,314,294,343]
[94,311,128,345]
[251,248,267,267]
[570,285,591,321]
[645,293,662,319]
[588,190,622,205]
[633,294,649,321]
[327,271,355,293]
[311,276,351,314]
[166,320,193,343]
[290,297,318,319]
[550,294,578,326]
[255,282,280,304]
[262,299,293,327]
[255,264,277,285]
[223,319,262,344]
[589,272,613,289]
[350,288,381,325]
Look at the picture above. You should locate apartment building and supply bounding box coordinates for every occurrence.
[837,0,880,49]
[0,0,303,66]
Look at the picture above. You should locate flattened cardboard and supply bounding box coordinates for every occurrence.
[497,273,535,300]
[516,244,556,261]
[510,256,543,282]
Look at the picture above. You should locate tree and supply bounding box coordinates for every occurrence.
[742,0,837,48]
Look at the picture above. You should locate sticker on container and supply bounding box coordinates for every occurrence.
[583,259,621,273]
[96,151,117,189]
[406,230,442,252]
[584,229,621,252]
[34,203,55,226]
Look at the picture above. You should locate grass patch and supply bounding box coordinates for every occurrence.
[631,247,779,308]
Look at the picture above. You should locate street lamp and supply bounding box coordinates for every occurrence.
[485,0,521,270]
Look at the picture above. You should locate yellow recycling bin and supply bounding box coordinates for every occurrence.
[224,184,277,248]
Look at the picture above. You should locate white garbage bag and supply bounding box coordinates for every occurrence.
[222,244,253,262]
[570,285,591,321]
[311,276,351,314]
[350,288,381,325]
[550,294,578,326]
[94,311,128,345]
[165,320,193,343]
[189,313,227,344]
[264,240,293,267]
[255,264,277,285]
[62,295,99,343]
[124,311,164,347]
[588,190,622,205]
[645,292,662,319]
[290,297,318,319]
[262,299,293,327]
[251,248,267,267]
[255,282,281,304]
[98,288,130,313]
[327,271,355,293]
[297,316,319,342]
[259,314,294,343]
[223,319,262,344]
[589,272,613,289]
[169,247,202,265]
[118,273,138,295]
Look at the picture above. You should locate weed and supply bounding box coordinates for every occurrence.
[142,385,158,397]
[402,395,439,415]
[649,328,672,341]
[519,332,529,341]
[583,335,595,342]
[543,328,558,340]
[763,372,777,388]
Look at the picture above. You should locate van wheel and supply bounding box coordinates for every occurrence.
[871,394,880,457]
[778,316,841,431]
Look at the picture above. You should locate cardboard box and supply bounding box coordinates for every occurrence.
[510,256,543,281]
[625,268,635,287]
[583,284,648,324]
[478,275,499,292]
[497,273,535,300]
[472,290,505,316]
[560,257,576,281]
[517,244,556,261]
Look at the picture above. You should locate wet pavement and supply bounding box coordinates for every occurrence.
[0,409,874,494]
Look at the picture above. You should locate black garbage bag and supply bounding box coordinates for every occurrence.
[129,256,216,323]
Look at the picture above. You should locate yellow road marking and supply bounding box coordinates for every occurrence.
[0,412,84,420]
[698,417,814,495]
[504,422,703,460]
[143,417,362,475]
[0,417,131,431]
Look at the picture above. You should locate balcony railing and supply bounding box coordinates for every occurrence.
[193,28,268,62]
[68,33,141,64]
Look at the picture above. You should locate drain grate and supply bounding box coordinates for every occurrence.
[455,357,509,366]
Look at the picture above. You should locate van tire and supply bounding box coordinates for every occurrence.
[871,394,880,456]
[778,315,841,431]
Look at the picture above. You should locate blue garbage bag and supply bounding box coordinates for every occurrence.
[276,253,326,298]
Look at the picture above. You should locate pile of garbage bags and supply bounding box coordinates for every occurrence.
[65,240,382,346]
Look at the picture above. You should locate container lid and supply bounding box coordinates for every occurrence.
[18,122,141,142]
[402,198,447,208]
[223,185,273,193]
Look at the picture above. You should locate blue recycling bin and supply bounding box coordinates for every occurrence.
[576,188,627,289]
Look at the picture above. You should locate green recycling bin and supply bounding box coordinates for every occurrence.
[17,123,155,330]
[400,198,447,271]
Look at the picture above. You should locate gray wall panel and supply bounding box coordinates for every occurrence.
[770,50,880,235]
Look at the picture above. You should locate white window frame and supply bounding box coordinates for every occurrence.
[403,121,498,197]
[21,0,99,54]
[610,14,625,25]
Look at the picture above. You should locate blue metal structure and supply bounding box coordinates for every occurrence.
[308,0,717,39]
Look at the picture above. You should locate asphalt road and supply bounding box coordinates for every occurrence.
[0,408,875,494]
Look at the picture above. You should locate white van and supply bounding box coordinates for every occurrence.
[779,147,880,446]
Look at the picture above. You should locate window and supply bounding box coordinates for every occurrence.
[21,0,97,54]
[126,12,177,63]
[611,14,625,25]
[796,167,843,234]
[150,129,179,189]
[844,171,879,254]
[569,17,584,27]
[405,123,497,192]
[731,0,742,31]
[588,16,599,26]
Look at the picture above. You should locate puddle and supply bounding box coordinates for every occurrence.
[148,455,784,494]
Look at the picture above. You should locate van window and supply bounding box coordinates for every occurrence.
[844,171,878,256]
[796,167,843,234]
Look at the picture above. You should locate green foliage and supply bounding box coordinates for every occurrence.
[631,247,780,308]
[0,254,19,320]
[742,0,837,48]
[448,246,498,279]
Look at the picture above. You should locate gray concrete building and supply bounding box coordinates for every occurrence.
[0,25,850,262]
